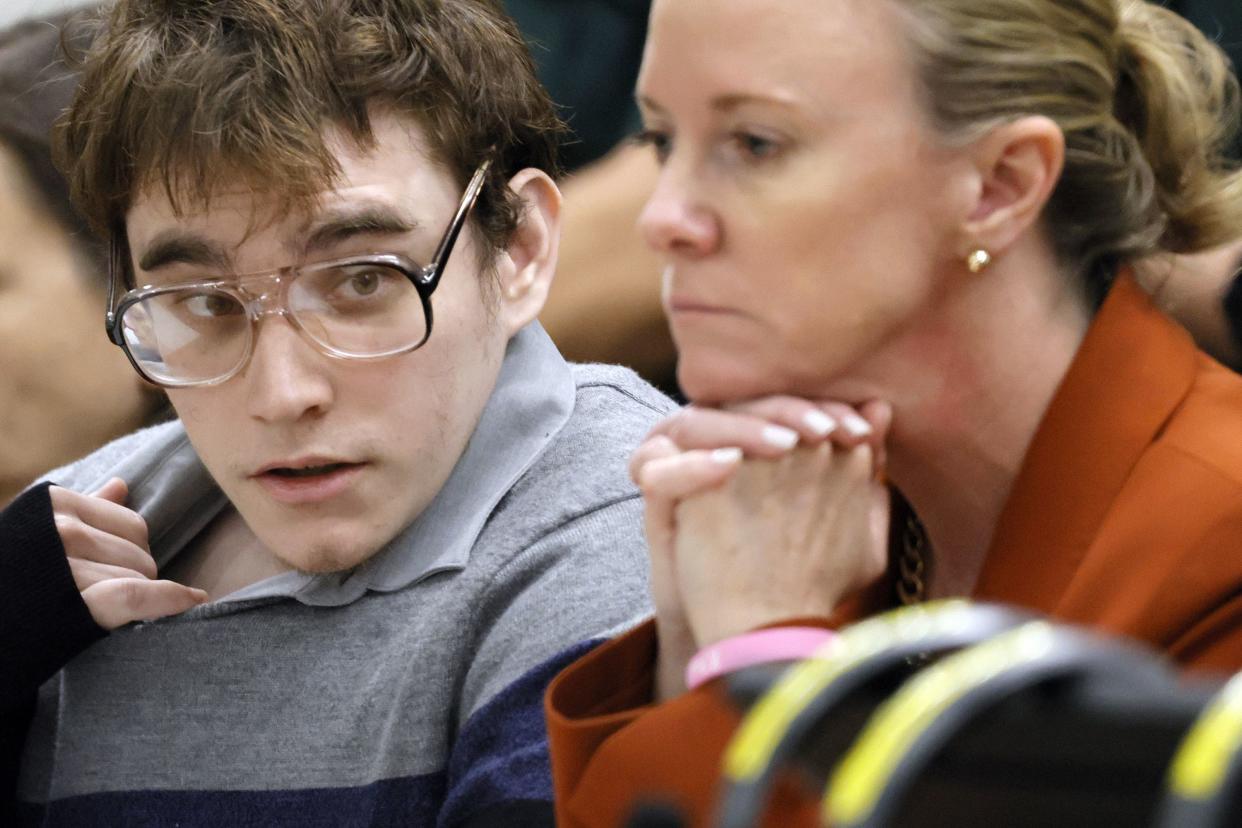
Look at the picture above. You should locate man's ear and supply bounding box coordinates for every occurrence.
[959,116,1065,261]
[494,168,562,337]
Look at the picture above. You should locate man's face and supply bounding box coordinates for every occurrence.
[125,113,510,572]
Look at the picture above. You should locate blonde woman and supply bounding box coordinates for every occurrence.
[545,0,1242,824]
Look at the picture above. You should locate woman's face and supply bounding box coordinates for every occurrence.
[0,143,151,504]
[638,0,974,404]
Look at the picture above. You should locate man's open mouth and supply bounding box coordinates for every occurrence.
[254,460,367,504]
[267,463,355,478]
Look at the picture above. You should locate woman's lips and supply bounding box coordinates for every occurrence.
[253,462,366,504]
[667,296,740,317]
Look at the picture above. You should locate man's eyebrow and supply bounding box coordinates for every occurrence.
[300,205,419,256]
[138,232,232,274]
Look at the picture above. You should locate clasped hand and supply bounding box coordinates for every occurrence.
[51,478,208,630]
[630,397,892,699]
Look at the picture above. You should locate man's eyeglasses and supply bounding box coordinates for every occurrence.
[104,161,491,388]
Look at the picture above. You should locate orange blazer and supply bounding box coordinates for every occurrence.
[545,275,1242,827]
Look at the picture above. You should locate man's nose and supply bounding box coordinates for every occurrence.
[242,315,334,424]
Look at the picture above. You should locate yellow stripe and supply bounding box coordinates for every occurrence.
[1168,671,1242,800]
[722,600,970,782]
[826,621,1056,826]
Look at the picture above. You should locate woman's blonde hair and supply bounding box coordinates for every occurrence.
[892,0,1242,304]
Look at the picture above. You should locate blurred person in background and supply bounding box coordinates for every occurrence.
[0,10,164,508]
[508,0,677,391]
[1152,1,1242,369]
[1143,236,1242,367]
[544,0,1242,824]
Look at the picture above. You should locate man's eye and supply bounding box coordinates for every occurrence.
[178,291,241,318]
[346,271,382,297]
[332,268,398,299]
[320,266,404,305]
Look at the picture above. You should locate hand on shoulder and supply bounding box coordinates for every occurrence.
[52,478,208,630]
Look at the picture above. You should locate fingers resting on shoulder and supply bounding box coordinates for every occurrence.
[49,477,207,630]
[82,578,210,631]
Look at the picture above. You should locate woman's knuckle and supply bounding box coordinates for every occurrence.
[664,414,692,444]
[849,445,874,471]
[648,411,683,436]
[769,395,804,414]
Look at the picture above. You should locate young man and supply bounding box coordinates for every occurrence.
[0,1,669,824]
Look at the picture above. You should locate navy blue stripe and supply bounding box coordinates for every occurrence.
[19,771,445,828]
[19,640,608,827]
[438,638,603,827]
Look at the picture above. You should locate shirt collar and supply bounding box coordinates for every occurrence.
[122,322,576,608]
[973,272,1201,609]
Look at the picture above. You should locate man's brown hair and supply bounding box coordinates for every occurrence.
[54,0,566,268]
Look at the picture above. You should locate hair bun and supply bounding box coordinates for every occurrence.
[1112,1,1242,253]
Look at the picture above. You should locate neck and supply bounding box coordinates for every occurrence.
[854,244,1092,598]
[163,505,294,600]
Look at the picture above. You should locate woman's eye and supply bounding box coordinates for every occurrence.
[731,131,781,162]
[634,129,673,163]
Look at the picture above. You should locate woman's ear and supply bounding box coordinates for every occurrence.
[494,168,562,337]
[959,115,1065,259]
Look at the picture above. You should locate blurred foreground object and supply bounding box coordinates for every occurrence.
[633,602,1238,827]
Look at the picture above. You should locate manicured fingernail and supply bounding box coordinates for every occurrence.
[762,425,800,449]
[841,413,872,437]
[711,447,743,464]
[804,410,837,437]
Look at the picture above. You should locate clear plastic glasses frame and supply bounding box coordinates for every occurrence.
[104,161,490,388]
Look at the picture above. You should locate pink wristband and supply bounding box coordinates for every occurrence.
[685,627,837,691]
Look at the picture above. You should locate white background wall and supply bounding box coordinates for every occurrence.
[0,0,97,31]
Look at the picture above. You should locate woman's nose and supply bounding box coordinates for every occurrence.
[638,168,722,258]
